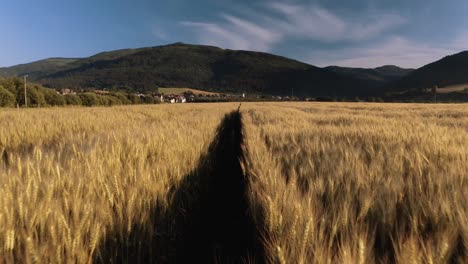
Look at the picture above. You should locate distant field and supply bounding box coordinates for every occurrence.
[436,83,468,93]
[0,102,467,263]
[158,87,220,95]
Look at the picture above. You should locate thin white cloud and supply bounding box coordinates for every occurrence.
[452,32,468,49]
[350,14,408,41]
[153,27,169,41]
[308,36,457,68]
[180,15,281,52]
[267,3,346,41]
[267,2,406,42]
[180,2,406,52]
[179,2,467,68]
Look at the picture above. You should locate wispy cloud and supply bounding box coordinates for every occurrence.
[267,2,406,42]
[267,3,346,41]
[179,1,466,68]
[307,36,458,68]
[180,15,281,51]
[452,32,468,49]
[153,27,169,41]
[181,1,406,52]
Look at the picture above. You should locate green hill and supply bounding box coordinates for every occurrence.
[0,58,79,78]
[325,65,414,85]
[389,51,468,91]
[0,43,404,98]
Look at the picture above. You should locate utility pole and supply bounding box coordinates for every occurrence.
[24,75,29,107]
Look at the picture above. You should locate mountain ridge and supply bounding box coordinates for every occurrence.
[325,65,414,84]
[388,51,468,92]
[2,43,465,99]
[0,58,80,78]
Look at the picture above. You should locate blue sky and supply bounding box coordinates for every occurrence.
[1,0,467,68]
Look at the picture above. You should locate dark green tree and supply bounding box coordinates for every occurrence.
[64,94,83,105]
[78,93,100,106]
[43,89,66,106]
[110,92,131,104]
[100,95,122,106]
[0,77,22,94]
[142,95,155,104]
[16,85,46,107]
[0,86,16,107]
[127,94,141,104]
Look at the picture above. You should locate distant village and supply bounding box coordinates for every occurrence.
[57,88,384,103]
[59,88,192,103]
[58,88,256,104]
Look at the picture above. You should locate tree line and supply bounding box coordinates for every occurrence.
[0,77,157,107]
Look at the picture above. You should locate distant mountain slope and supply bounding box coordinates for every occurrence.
[325,65,414,85]
[0,43,400,97]
[33,43,382,97]
[0,58,79,78]
[389,51,468,91]
[52,48,151,73]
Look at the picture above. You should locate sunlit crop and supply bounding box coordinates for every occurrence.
[243,102,468,264]
[0,104,234,263]
[1,102,467,263]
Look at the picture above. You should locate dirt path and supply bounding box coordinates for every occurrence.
[95,109,265,263]
[171,109,264,263]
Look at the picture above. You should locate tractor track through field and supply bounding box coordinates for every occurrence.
[96,107,266,263]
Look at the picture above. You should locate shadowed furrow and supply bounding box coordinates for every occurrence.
[95,108,265,263]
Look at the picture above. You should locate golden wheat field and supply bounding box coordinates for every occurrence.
[0,102,467,263]
[0,104,236,263]
[243,102,468,264]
